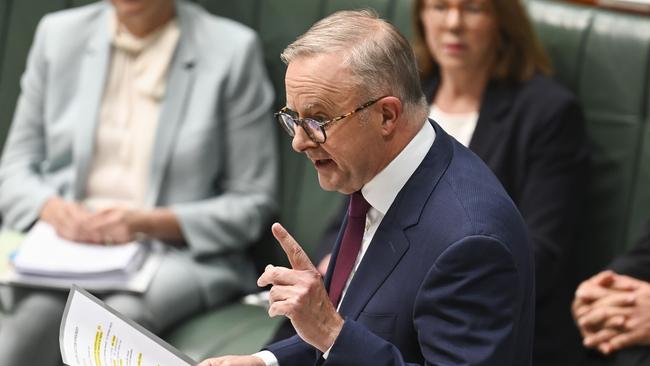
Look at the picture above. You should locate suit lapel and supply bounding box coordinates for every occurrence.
[337,122,454,319]
[144,3,196,206]
[73,7,111,199]
[422,74,515,163]
[337,225,409,318]
[468,80,514,161]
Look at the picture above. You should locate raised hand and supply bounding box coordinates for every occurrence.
[257,223,344,352]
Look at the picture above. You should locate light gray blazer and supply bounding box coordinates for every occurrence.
[0,1,278,305]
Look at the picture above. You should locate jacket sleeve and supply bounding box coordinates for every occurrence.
[171,33,278,255]
[0,16,59,230]
[265,335,319,366]
[609,220,650,282]
[517,96,589,300]
[324,236,526,366]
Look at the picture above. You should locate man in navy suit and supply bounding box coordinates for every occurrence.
[199,9,534,366]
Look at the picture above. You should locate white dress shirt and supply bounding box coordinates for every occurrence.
[255,120,436,365]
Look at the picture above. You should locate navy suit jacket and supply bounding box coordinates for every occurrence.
[266,121,535,365]
[424,74,588,365]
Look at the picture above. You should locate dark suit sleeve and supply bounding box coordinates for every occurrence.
[324,236,524,366]
[265,335,319,365]
[609,220,650,282]
[517,97,589,300]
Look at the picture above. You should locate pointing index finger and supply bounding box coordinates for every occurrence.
[271,223,316,271]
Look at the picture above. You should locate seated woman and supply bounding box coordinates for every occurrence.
[574,219,650,366]
[415,0,589,364]
[0,0,277,365]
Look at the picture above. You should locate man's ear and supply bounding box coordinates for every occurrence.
[379,96,402,136]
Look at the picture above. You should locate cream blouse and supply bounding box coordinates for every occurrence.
[84,13,180,210]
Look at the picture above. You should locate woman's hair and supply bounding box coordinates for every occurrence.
[412,0,552,82]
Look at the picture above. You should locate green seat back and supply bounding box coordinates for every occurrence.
[197,0,260,30]
[529,0,650,276]
[0,0,9,85]
[0,0,68,153]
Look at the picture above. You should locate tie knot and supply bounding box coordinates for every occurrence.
[349,191,370,218]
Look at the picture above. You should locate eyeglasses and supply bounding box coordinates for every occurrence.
[274,97,386,144]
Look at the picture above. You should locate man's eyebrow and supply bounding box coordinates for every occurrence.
[287,102,325,116]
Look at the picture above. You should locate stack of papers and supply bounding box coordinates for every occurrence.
[13,222,145,277]
[0,221,162,293]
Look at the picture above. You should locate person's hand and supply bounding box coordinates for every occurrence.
[257,223,344,352]
[573,271,650,354]
[584,277,650,354]
[573,271,635,326]
[317,253,331,276]
[572,271,631,348]
[197,355,265,366]
[578,290,636,351]
[40,197,101,243]
[86,207,141,245]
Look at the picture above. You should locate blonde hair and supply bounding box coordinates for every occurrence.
[412,0,552,82]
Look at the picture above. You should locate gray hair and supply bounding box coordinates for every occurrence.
[281,9,427,118]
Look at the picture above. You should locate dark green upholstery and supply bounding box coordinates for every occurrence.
[0,0,649,361]
[164,303,285,360]
[528,0,650,277]
[0,0,67,149]
[0,1,9,86]
[196,0,259,30]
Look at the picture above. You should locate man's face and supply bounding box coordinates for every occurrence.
[284,54,386,194]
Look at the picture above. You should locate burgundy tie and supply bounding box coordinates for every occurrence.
[329,191,371,307]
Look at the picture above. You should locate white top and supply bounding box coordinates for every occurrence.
[84,13,179,210]
[256,121,436,365]
[428,104,479,148]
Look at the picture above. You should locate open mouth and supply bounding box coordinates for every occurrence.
[314,159,335,169]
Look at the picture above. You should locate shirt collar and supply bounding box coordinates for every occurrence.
[361,121,435,215]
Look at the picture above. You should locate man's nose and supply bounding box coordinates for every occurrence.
[292,126,319,153]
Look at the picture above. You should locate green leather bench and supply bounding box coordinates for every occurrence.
[1,0,649,362]
[527,0,650,277]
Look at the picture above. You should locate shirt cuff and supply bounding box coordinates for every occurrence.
[323,343,333,359]
[252,350,279,366]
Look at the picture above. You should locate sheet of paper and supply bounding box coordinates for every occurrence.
[14,221,144,277]
[0,230,163,293]
[60,286,195,366]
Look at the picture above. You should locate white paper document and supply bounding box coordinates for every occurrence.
[0,222,162,293]
[60,286,195,366]
[14,221,145,277]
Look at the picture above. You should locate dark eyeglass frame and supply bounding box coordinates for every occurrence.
[274,96,387,144]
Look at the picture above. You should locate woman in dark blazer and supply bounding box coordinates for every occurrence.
[413,0,590,365]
